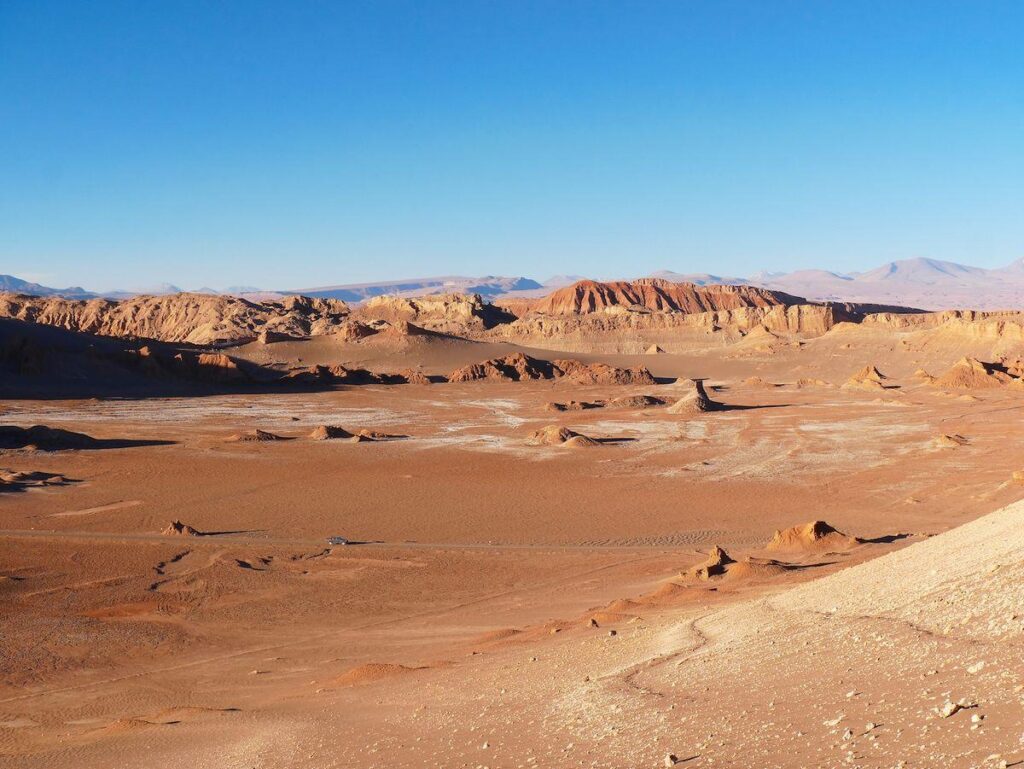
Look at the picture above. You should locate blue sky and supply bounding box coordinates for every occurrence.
[1,1,1022,290]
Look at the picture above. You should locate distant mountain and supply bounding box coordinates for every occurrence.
[0,274,94,299]
[542,274,588,287]
[7,255,1024,310]
[102,283,183,299]
[649,270,751,287]
[855,257,988,284]
[287,275,542,302]
[649,258,1024,310]
[756,257,1024,310]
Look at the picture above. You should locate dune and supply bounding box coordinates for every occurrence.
[765,520,860,552]
[742,376,777,388]
[527,425,599,447]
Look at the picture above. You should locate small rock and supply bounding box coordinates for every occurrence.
[938,701,961,718]
[608,629,617,637]
[664,754,679,767]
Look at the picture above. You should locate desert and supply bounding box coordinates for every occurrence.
[6,5,1024,766]
[4,277,1024,768]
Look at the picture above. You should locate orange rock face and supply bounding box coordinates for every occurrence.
[531,278,795,315]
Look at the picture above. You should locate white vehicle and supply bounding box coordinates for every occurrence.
[326,536,350,546]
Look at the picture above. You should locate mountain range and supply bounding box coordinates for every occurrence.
[3,256,1023,310]
[646,257,1024,310]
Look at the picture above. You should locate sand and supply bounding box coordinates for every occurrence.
[5,303,1024,768]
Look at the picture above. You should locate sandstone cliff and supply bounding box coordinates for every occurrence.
[0,292,351,346]
[531,278,795,315]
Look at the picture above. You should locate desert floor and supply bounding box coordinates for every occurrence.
[3,341,1024,768]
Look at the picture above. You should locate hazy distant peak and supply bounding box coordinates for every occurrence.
[858,257,987,282]
[648,270,750,286]
[542,274,587,287]
[0,274,94,299]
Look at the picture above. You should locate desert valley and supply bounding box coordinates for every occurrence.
[3,277,1024,768]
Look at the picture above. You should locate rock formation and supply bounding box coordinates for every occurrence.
[532,279,794,315]
[527,425,599,447]
[765,521,860,552]
[0,291,351,346]
[666,379,719,414]
[448,353,655,385]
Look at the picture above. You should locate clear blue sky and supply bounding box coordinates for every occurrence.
[1,1,1022,291]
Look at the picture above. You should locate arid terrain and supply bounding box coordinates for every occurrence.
[4,280,1024,768]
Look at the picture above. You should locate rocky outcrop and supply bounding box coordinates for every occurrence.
[552,359,656,385]
[527,425,599,448]
[766,521,861,552]
[448,353,655,385]
[483,303,867,354]
[930,357,1023,389]
[0,292,351,346]
[357,293,514,333]
[688,545,735,580]
[0,425,101,451]
[532,279,794,315]
[666,379,719,414]
[448,353,555,382]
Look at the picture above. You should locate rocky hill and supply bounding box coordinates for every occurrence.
[0,292,351,346]
[355,293,513,333]
[531,278,798,315]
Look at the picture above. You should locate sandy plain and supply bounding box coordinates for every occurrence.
[3,329,1024,768]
